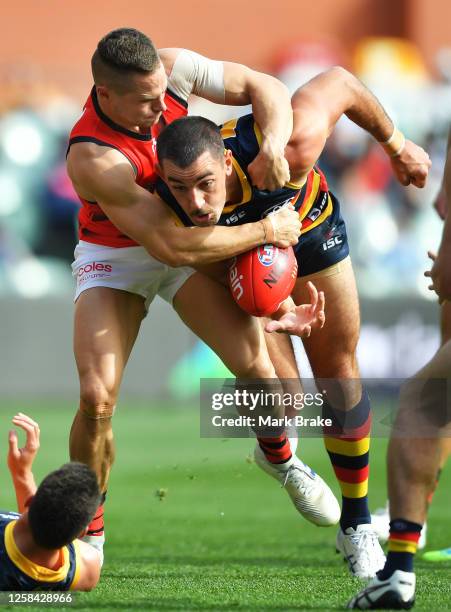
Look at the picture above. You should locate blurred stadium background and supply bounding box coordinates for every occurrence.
[1,2,451,608]
[0,0,450,397]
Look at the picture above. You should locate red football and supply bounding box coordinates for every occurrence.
[228,245,298,316]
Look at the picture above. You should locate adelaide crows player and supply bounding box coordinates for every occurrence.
[156,66,431,578]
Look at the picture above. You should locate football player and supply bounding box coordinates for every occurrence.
[155,66,431,579]
[348,127,451,609]
[66,27,337,565]
[1,413,101,591]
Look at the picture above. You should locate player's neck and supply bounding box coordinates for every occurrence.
[97,98,151,135]
[225,166,243,204]
[13,515,63,570]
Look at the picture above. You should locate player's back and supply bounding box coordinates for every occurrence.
[0,512,79,591]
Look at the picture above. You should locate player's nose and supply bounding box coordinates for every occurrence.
[189,190,205,210]
[153,95,167,113]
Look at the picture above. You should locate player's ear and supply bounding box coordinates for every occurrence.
[96,85,109,101]
[224,149,233,175]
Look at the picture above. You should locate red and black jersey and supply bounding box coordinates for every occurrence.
[67,87,188,248]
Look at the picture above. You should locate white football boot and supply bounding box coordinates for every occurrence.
[254,444,340,526]
[347,569,416,609]
[371,503,427,549]
[336,524,386,579]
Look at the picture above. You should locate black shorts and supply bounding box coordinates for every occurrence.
[294,192,349,277]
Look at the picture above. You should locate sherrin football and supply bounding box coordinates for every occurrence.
[228,245,298,317]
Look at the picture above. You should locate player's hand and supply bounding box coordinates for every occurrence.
[248,147,290,191]
[7,413,40,478]
[266,205,301,247]
[425,247,451,304]
[390,140,431,188]
[433,184,447,220]
[265,282,325,336]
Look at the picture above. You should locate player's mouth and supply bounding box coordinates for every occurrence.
[192,212,214,225]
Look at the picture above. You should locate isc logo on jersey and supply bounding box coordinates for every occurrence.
[257,245,279,267]
[225,210,247,225]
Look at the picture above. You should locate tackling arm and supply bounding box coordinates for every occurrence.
[67,144,301,267]
[160,48,292,190]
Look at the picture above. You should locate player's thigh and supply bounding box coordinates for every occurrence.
[440,301,451,344]
[173,272,274,377]
[292,256,360,377]
[74,287,145,397]
[397,340,451,436]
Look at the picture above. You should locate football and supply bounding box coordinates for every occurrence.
[228,245,298,316]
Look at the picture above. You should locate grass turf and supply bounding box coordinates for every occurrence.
[0,400,450,610]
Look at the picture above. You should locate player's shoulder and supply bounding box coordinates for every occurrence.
[222,114,260,164]
[71,539,101,591]
[159,48,187,75]
[0,511,20,524]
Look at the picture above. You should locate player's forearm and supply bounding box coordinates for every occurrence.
[11,472,37,513]
[247,72,293,154]
[336,68,397,144]
[153,221,268,267]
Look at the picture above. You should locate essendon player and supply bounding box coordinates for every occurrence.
[66,28,334,565]
[155,67,431,579]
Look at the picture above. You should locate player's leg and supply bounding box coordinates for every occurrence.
[348,342,451,609]
[70,287,145,554]
[292,257,383,576]
[71,288,145,487]
[169,271,340,525]
[373,300,451,549]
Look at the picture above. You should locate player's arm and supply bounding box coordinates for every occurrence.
[285,66,431,187]
[433,128,451,220]
[7,414,39,513]
[425,128,451,302]
[67,144,301,267]
[159,48,292,190]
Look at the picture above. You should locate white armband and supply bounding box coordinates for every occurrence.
[167,49,225,103]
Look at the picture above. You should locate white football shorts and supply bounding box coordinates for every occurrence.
[72,241,195,310]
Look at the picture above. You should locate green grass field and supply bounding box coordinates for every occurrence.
[1,400,450,611]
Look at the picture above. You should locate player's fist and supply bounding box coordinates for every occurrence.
[263,205,301,248]
[390,140,431,188]
[248,149,290,191]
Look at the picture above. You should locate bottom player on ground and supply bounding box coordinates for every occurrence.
[0,413,101,591]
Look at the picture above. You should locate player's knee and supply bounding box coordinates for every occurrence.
[312,337,359,378]
[79,379,117,419]
[236,355,276,379]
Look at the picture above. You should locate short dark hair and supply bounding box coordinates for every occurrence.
[157,116,225,168]
[91,28,160,92]
[28,462,101,549]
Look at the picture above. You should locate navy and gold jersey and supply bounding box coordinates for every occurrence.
[0,512,80,591]
[156,113,333,234]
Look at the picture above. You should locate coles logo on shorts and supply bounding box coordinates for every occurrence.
[257,245,279,267]
[78,261,112,278]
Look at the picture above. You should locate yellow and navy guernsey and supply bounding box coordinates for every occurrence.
[0,512,81,591]
[157,114,349,276]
